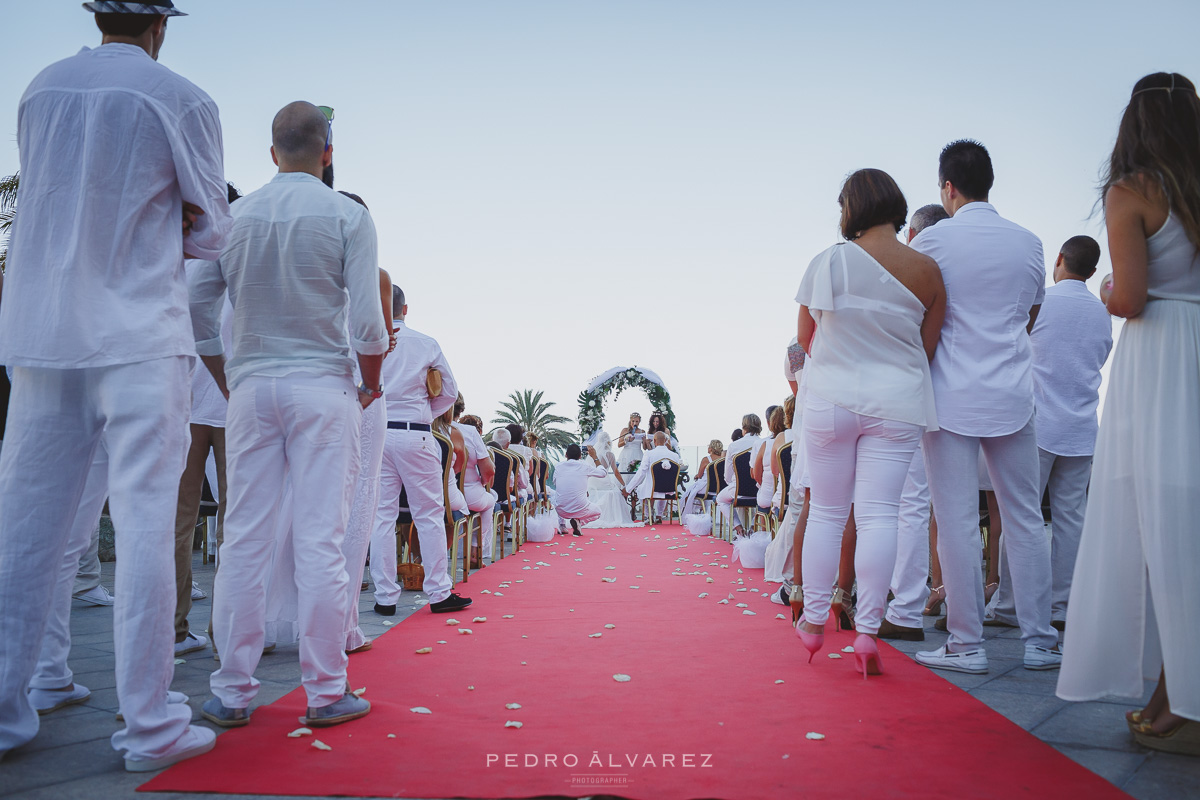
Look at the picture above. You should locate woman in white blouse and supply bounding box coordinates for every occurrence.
[794,169,946,679]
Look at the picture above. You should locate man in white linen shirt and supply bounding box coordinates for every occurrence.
[190,102,388,730]
[986,235,1113,630]
[367,290,470,616]
[626,432,684,523]
[554,445,608,535]
[0,1,231,770]
[910,140,1060,675]
[880,203,950,642]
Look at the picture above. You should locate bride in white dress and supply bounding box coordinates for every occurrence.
[584,431,640,528]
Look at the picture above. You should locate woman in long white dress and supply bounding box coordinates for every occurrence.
[1057,72,1200,751]
[616,413,646,473]
[584,431,639,528]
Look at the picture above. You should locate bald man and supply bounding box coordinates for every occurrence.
[190,101,388,729]
[625,432,682,523]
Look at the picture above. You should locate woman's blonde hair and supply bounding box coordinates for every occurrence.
[708,439,724,456]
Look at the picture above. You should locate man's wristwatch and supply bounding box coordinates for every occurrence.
[357,382,383,399]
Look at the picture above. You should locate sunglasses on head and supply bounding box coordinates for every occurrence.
[318,105,334,150]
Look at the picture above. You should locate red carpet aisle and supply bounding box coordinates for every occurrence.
[144,525,1128,800]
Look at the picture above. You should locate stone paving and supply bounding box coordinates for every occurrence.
[2,552,1198,800]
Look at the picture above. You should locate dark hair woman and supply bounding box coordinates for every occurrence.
[1058,73,1200,753]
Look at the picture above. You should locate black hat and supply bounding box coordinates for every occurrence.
[82,1,186,15]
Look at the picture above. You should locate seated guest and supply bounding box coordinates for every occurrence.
[452,398,497,566]
[625,432,683,523]
[719,414,763,536]
[753,404,789,513]
[795,168,944,677]
[433,405,470,521]
[553,444,607,535]
[505,424,535,503]
[681,439,724,515]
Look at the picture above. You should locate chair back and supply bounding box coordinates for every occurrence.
[712,457,729,492]
[433,431,453,526]
[732,449,758,506]
[490,445,512,505]
[777,440,793,492]
[650,459,681,496]
[703,460,718,498]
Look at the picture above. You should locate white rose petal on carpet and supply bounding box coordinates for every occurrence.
[505,721,523,729]
[312,740,332,751]
[806,732,826,741]
[415,647,433,654]
[473,617,487,623]
[410,707,432,715]
[506,703,522,709]
[613,674,632,682]
[287,727,312,738]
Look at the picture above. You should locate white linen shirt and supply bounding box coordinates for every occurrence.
[190,173,388,390]
[1030,280,1113,456]
[453,421,491,480]
[0,44,230,368]
[626,445,682,496]
[379,320,458,424]
[723,434,762,487]
[911,202,1046,436]
[553,458,607,515]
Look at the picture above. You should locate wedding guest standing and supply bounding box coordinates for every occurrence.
[794,169,943,677]
[880,203,949,642]
[0,1,230,770]
[910,140,1060,675]
[986,236,1112,630]
[1058,73,1200,751]
[367,288,469,616]
[192,101,387,729]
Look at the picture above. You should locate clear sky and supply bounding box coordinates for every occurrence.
[2,1,1198,456]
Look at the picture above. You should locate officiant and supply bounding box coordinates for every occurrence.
[616,412,646,472]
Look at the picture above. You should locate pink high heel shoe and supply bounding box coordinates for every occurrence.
[853,634,883,680]
[795,617,825,664]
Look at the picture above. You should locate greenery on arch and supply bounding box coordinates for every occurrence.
[577,366,677,441]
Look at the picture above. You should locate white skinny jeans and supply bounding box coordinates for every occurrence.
[801,397,921,635]
[211,374,360,710]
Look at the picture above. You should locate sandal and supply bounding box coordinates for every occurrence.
[923,585,946,617]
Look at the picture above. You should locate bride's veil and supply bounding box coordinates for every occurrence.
[595,431,615,469]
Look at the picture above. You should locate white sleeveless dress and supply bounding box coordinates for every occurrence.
[1057,214,1200,720]
[616,429,646,472]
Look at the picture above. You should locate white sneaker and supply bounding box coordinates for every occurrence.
[124,725,216,773]
[29,683,91,714]
[190,581,207,600]
[73,585,115,607]
[1024,644,1063,671]
[174,632,208,656]
[769,585,790,606]
[914,645,989,674]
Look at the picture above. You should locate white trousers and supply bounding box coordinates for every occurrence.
[35,448,110,692]
[558,502,602,530]
[800,398,921,635]
[886,442,932,628]
[369,429,450,606]
[211,374,360,709]
[988,447,1092,624]
[463,478,497,559]
[0,358,192,760]
[923,419,1057,650]
[341,398,385,652]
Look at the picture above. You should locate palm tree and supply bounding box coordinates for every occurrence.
[491,389,576,458]
[0,172,17,272]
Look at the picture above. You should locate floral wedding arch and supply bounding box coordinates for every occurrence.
[577,366,677,441]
